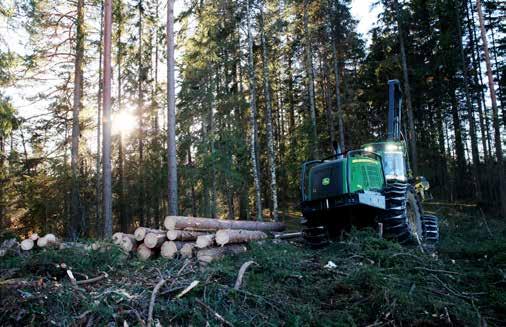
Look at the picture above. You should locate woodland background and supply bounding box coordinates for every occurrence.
[0,0,504,239]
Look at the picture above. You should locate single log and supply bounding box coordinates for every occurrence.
[120,234,138,252]
[29,233,39,241]
[167,230,206,241]
[37,234,59,248]
[180,243,196,258]
[112,232,124,245]
[144,233,166,249]
[164,216,285,232]
[134,227,165,241]
[215,229,268,246]
[21,239,34,251]
[196,234,216,249]
[160,241,185,259]
[197,244,247,265]
[273,232,303,240]
[137,244,153,261]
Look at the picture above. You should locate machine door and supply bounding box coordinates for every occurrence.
[307,161,346,201]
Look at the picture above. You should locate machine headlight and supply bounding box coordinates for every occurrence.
[385,143,399,151]
[364,146,374,152]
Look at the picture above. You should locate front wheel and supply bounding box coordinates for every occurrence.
[381,184,428,245]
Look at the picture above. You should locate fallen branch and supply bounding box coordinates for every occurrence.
[76,272,108,285]
[147,277,170,327]
[234,261,257,290]
[195,298,234,327]
[176,280,200,299]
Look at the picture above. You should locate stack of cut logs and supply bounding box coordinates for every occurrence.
[18,233,109,252]
[113,216,288,265]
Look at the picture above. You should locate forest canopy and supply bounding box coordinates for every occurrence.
[0,0,504,238]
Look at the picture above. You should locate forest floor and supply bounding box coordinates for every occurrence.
[1,204,505,326]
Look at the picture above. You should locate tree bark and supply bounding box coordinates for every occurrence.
[215,229,268,246]
[303,0,318,159]
[330,1,344,150]
[70,0,85,238]
[167,230,206,241]
[134,227,165,241]
[167,0,178,216]
[393,0,417,175]
[259,11,279,221]
[102,0,113,238]
[137,0,146,227]
[246,0,263,221]
[164,215,285,232]
[476,0,506,217]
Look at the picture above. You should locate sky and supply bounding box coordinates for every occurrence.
[351,0,382,44]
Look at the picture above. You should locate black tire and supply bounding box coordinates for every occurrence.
[301,218,329,248]
[421,214,439,249]
[381,183,424,244]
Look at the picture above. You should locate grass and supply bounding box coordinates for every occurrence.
[1,204,505,326]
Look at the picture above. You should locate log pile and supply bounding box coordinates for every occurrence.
[7,216,290,265]
[114,216,286,265]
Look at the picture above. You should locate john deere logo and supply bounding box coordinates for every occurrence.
[322,177,330,186]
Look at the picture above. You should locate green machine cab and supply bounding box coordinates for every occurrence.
[300,80,439,247]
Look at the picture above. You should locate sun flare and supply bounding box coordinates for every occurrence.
[112,110,138,136]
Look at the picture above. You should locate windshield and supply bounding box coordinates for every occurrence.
[382,151,406,181]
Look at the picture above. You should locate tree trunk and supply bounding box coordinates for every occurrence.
[95,0,103,238]
[164,215,285,232]
[102,0,113,238]
[330,1,344,150]
[70,0,85,239]
[303,0,318,159]
[393,0,417,175]
[137,0,145,227]
[476,0,506,217]
[246,0,263,221]
[117,10,127,233]
[259,12,279,221]
[465,0,488,159]
[167,0,178,216]
[456,0,481,200]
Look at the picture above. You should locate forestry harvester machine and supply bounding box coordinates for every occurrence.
[300,80,439,247]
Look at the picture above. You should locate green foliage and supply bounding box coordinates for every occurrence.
[2,209,505,325]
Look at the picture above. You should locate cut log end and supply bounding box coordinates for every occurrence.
[112,232,124,245]
[144,233,166,249]
[137,244,153,261]
[21,239,34,251]
[180,243,196,258]
[196,234,215,249]
[120,234,137,252]
[161,241,184,259]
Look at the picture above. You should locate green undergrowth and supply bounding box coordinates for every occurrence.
[1,206,505,326]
